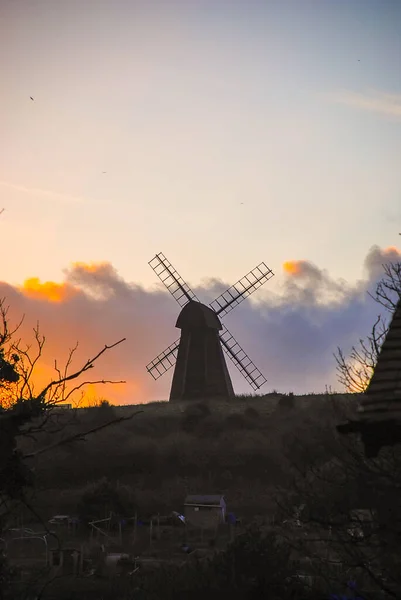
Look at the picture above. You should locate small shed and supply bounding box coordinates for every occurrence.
[184,495,226,529]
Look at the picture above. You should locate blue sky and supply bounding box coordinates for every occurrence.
[0,0,400,401]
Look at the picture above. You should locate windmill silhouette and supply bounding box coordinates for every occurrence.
[146,253,274,402]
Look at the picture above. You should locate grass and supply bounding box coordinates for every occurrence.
[15,392,358,523]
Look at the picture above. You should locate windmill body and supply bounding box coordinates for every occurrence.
[170,301,234,402]
[146,253,274,402]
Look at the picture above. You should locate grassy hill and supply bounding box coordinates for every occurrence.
[18,392,358,523]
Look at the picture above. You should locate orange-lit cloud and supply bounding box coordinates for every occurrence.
[71,261,110,273]
[383,246,399,255]
[363,245,401,280]
[284,247,401,280]
[19,262,112,302]
[283,260,304,276]
[21,277,78,302]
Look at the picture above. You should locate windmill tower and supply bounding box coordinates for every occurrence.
[337,298,401,457]
[146,253,274,402]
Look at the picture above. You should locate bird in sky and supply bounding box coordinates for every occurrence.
[30,96,34,101]
[0,208,4,215]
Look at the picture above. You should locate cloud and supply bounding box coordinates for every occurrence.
[281,260,351,306]
[0,180,85,204]
[328,89,401,120]
[1,246,400,405]
[363,245,401,279]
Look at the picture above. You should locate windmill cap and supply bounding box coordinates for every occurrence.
[176,301,222,330]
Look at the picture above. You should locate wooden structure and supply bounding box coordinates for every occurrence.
[184,494,226,529]
[337,300,401,457]
[49,546,83,576]
[146,253,274,401]
[170,301,234,401]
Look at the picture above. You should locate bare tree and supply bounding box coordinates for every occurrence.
[334,261,401,393]
[371,262,401,312]
[0,297,142,552]
[335,315,387,393]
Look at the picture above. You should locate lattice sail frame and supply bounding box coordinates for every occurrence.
[210,263,274,319]
[146,253,274,391]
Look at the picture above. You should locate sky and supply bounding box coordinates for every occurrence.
[1,0,400,404]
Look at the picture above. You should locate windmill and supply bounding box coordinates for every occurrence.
[146,253,274,402]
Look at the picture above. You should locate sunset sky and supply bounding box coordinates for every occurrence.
[1,0,400,404]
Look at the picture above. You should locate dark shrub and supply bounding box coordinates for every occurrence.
[77,477,134,524]
[181,401,212,432]
[243,406,260,420]
[195,414,224,438]
[278,394,295,410]
[226,413,247,430]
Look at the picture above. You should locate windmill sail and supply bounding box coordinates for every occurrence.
[146,339,180,380]
[146,327,267,389]
[219,325,267,390]
[149,253,199,307]
[209,262,274,318]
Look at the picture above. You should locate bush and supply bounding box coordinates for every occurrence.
[93,399,116,421]
[181,401,212,433]
[243,406,260,420]
[225,413,247,430]
[77,477,135,524]
[195,414,224,438]
[278,393,295,410]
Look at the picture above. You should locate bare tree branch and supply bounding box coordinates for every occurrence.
[334,260,401,394]
[0,298,24,347]
[23,410,143,459]
[37,337,126,402]
[368,262,401,312]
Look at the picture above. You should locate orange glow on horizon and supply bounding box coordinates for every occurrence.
[81,381,135,406]
[14,365,130,407]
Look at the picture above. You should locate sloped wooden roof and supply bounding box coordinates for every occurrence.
[337,299,401,457]
[184,494,225,506]
[358,299,401,422]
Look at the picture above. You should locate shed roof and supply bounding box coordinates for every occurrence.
[184,494,225,505]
